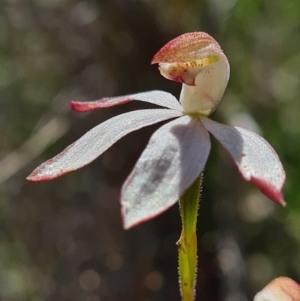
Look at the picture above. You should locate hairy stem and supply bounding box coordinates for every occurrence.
[177,174,202,301]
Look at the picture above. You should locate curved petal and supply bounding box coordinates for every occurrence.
[27,109,182,181]
[254,277,300,301]
[121,116,211,229]
[71,90,183,112]
[202,117,286,206]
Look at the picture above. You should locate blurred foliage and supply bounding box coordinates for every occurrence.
[0,0,300,300]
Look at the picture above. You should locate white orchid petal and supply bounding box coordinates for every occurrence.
[202,117,286,205]
[27,109,182,181]
[121,115,211,229]
[254,277,300,301]
[71,90,183,112]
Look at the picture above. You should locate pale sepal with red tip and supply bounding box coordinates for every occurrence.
[121,116,211,229]
[27,108,182,181]
[202,117,286,206]
[71,90,182,112]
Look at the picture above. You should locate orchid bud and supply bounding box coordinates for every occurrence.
[254,277,300,301]
[152,32,230,116]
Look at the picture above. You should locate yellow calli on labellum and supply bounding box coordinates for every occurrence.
[152,32,229,116]
[27,32,286,229]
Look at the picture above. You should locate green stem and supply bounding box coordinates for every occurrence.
[177,174,202,301]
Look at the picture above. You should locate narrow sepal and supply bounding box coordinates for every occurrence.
[27,109,182,181]
[71,90,183,112]
[202,117,286,206]
[121,116,211,229]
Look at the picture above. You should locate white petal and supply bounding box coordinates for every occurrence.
[27,109,182,181]
[254,277,300,301]
[71,90,183,112]
[121,115,211,229]
[202,117,286,205]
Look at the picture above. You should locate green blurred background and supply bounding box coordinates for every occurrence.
[0,0,300,300]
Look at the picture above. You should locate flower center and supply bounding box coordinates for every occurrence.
[179,57,229,116]
[158,55,220,86]
[152,32,230,116]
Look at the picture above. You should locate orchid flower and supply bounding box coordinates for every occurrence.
[27,32,286,301]
[254,277,300,301]
[27,32,286,229]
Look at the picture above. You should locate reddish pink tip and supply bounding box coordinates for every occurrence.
[255,277,300,301]
[70,97,132,112]
[27,174,56,182]
[251,176,286,206]
[70,101,94,112]
[26,160,67,182]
